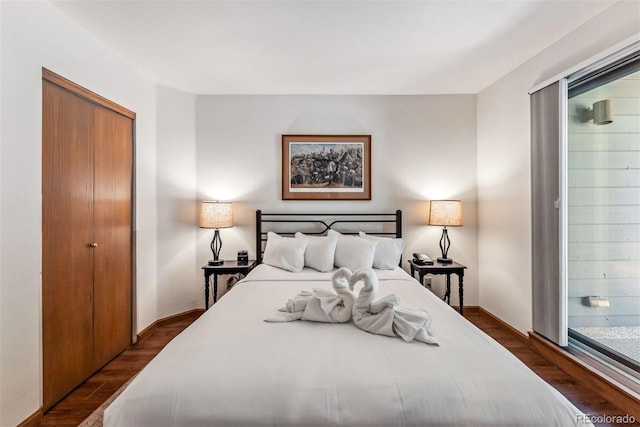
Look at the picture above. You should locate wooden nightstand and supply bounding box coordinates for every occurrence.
[408,259,467,315]
[202,260,256,309]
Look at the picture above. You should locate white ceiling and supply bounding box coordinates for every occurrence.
[51,0,617,95]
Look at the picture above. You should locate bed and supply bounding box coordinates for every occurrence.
[104,211,592,426]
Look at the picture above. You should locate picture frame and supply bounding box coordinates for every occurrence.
[282,134,371,201]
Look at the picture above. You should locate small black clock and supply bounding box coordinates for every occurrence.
[237,250,249,265]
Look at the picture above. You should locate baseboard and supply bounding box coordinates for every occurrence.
[137,308,204,340]
[529,331,640,419]
[478,307,529,344]
[451,305,479,315]
[17,408,42,427]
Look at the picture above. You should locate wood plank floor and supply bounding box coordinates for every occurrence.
[41,309,637,426]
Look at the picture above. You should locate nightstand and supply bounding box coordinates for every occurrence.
[408,259,467,315]
[202,260,256,309]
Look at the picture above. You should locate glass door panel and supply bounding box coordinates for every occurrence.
[567,67,640,371]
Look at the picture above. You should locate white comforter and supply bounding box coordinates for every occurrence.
[105,265,591,426]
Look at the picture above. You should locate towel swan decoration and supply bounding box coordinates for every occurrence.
[265,267,437,345]
[264,267,355,323]
[349,268,438,345]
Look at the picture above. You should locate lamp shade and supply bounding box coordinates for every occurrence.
[428,200,462,227]
[199,201,233,229]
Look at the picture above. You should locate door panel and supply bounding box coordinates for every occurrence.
[92,107,133,368]
[42,71,134,410]
[42,81,95,409]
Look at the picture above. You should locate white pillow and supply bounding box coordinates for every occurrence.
[263,232,307,272]
[328,230,377,270]
[358,232,404,270]
[295,232,337,272]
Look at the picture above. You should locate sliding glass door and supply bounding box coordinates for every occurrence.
[566,58,640,372]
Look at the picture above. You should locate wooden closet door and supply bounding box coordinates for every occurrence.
[42,81,95,409]
[42,69,135,410]
[92,107,133,368]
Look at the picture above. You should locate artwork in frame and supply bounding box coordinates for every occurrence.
[282,134,371,201]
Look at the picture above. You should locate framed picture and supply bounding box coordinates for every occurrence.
[282,134,371,201]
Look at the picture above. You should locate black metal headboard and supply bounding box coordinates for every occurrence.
[256,210,402,264]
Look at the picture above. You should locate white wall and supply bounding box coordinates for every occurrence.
[196,95,478,304]
[0,1,160,424]
[156,85,199,317]
[477,0,640,334]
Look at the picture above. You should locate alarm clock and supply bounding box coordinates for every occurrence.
[237,250,249,265]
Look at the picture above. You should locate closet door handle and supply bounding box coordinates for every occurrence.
[89,242,98,248]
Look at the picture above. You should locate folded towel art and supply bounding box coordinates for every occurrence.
[349,269,438,345]
[264,267,355,323]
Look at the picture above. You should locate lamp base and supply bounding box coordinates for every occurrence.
[208,259,224,266]
[437,257,453,264]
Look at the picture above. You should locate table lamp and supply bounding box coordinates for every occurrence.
[199,201,233,265]
[428,200,462,264]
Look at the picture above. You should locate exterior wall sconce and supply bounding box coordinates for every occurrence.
[580,99,613,125]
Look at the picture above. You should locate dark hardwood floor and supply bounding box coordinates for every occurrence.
[41,309,636,426]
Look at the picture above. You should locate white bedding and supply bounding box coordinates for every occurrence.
[105,264,591,426]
